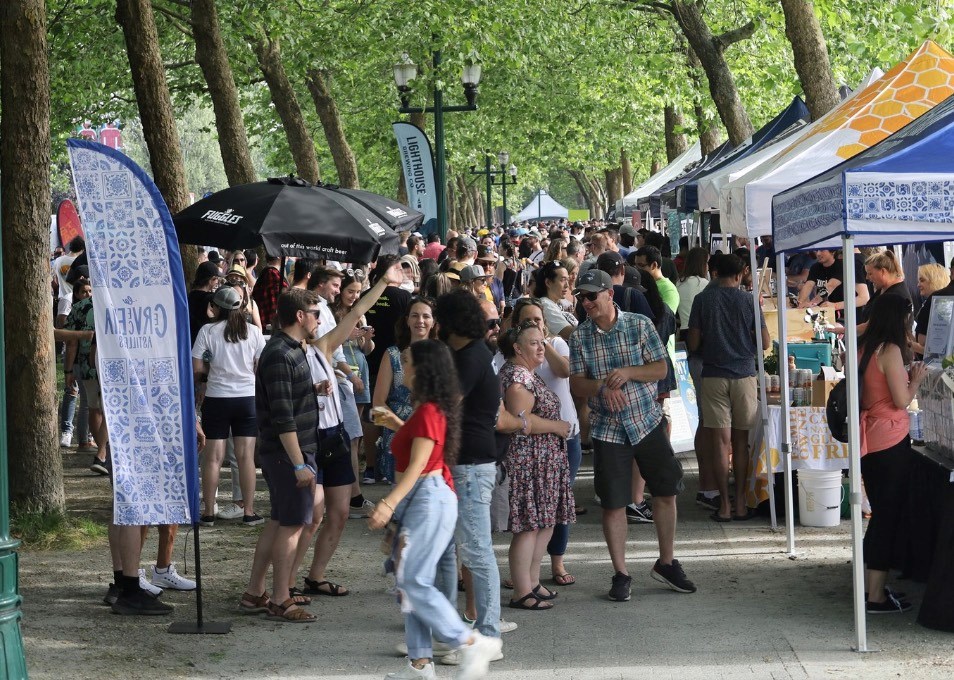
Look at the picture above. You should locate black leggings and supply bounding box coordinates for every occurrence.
[860,436,911,572]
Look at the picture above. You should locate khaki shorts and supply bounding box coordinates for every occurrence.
[700,376,757,430]
[83,378,103,410]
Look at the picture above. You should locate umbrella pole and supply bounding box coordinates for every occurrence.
[776,252,797,558]
[842,236,868,652]
[748,242,775,528]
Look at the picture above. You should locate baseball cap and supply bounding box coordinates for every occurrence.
[573,269,613,294]
[193,261,224,286]
[458,236,478,252]
[212,285,242,310]
[460,264,489,283]
[620,223,638,237]
[207,250,222,264]
[596,251,624,273]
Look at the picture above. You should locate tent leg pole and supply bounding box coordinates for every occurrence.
[776,252,797,558]
[748,241,772,527]
[842,236,868,653]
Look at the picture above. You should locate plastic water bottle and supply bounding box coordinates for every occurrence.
[909,408,924,446]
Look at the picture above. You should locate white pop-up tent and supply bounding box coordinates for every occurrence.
[615,141,701,214]
[514,189,569,222]
[726,40,954,241]
[773,90,954,653]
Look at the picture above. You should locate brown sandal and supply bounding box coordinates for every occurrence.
[238,591,270,614]
[265,598,316,623]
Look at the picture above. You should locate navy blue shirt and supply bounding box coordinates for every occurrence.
[688,285,765,379]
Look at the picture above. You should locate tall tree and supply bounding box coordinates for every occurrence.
[116,0,196,276]
[190,0,257,185]
[253,32,321,183]
[779,0,840,120]
[664,105,688,162]
[1,0,65,512]
[305,68,359,188]
[621,148,633,195]
[686,45,723,154]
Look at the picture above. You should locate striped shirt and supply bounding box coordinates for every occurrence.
[256,331,318,459]
[569,307,665,445]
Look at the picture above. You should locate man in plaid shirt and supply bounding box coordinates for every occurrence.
[252,254,288,331]
[569,269,696,603]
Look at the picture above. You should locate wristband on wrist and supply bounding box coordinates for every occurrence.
[293,463,307,471]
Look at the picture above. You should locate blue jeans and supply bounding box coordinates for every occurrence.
[451,462,500,637]
[396,477,471,659]
[548,434,582,556]
[59,378,89,443]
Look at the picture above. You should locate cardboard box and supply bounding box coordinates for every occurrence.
[812,366,842,407]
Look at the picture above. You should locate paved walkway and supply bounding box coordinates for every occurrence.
[20,451,954,679]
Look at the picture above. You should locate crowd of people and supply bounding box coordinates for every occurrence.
[50,216,952,676]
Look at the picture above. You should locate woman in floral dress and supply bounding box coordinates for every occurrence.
[499,322,573,611]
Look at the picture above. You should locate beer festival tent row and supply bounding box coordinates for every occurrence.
[614,141,701,218]
[772,88,954,653]
[513,189,569,222]
[647,140,734,217]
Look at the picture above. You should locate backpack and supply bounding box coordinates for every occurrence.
[826,348,874,443]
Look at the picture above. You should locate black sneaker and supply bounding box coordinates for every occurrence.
[650,559,697,593]
[90,457,110,476]
[111,589,174,616]
[102,582,121,606]
[242,513,265,526]
[199,515,215,527]
[696,493,721,511]
[608,572,632,602]
[866,592,912,614]
[626,501,654,524]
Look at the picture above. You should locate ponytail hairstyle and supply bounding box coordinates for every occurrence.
[865,249,902,277]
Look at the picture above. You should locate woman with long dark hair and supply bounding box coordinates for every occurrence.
[192,286,266,526]
[858,294,926,614]
[372,297,437,483]
[533,260,577,341]
[369,340,502,679]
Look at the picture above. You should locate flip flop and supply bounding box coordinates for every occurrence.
[552,573,576,586]
[710,511,732,523]
[303,577,349,596]
[732,511,756,521]
[508,593,553,610]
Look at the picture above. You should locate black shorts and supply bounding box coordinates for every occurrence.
[315,426,356,488]
[593,422,684,509]
[201,396,257,439]
[261,451,317,526]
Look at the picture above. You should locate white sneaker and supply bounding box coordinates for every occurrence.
[498,618,518,633]
[216,502,243,520]
[385,661,436,679]
[151,563,196,591]
[138,568,163,597]
[60,432,73,447]
[440,646,503,666]
[349,499,376,519]
[455,632,503,680]
[395,640,454,658]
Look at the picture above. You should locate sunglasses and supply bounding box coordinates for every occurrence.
[486,318,501,329]
[576,291,601,302]
[233,258,246,263]
[304,309,322,319]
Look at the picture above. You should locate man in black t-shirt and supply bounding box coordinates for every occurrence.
[798,249,869,317]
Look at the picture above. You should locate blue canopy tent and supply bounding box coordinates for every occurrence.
[649,141,735,217]
[773,92,954,653]
[680,97,811,213]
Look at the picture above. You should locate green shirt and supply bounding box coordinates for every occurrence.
[65,297,97,380]
[656,276,680,357]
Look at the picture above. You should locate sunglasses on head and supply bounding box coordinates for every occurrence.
[576,291,601,302]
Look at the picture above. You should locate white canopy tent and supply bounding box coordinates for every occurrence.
[615,142,701,214]
[513,189,569,222]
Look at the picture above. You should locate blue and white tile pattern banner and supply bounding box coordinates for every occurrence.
[67,139,198,526]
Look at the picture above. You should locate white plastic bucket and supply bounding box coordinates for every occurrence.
[798,469,845,528]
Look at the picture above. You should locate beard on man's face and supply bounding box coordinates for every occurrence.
[485,337,498,353]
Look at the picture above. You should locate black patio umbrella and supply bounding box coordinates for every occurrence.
[173,176,400,263]
[322,184,424,232]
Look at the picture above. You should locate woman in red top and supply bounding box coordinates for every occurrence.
[858,294,927,614]
[368,339,502,680]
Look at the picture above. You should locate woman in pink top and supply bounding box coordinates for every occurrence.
[858,294,927,614]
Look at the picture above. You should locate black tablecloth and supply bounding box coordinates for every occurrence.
[907,448,954,631]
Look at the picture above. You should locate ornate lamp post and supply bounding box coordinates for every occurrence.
[394,51,480,240]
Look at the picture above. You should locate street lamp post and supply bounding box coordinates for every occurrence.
[394,50,480,240]
[469,150,518,231]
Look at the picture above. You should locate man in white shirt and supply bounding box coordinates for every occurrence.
[53,236,84,328]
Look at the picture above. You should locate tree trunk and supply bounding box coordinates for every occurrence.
[587,174,606,219]
[669,0,755,145]
[686,45,724,154]
[305,68,359,188]
[650,158,661,175]
[461,177,478,229]
[779,0,840,120]
[664,105,688,162]
[0,0,64,513]
[116,0,197,278]
[471,185,484,228]
[190,0,256,186]
[447,175,459,233]
[621,148,633,195]
[252,33,321,184]
[570,171,592,213]
[604,168,623,209]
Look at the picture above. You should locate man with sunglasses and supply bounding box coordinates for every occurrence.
[568,269,696,603]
